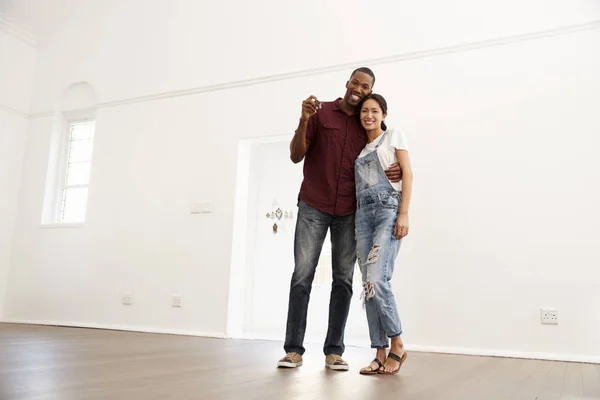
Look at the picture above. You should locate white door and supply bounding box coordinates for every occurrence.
[243,141,369,345]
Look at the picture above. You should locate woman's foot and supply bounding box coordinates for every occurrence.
[360,348,387,375]
[381,338,406,374]
[359,359,383,374]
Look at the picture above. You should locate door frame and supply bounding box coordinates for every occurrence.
[226,134,293,339]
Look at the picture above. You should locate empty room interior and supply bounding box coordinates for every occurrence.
[1,0,600,399]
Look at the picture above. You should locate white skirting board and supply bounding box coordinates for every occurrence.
[2,319,226,339]
[235,332,600,365]
[3,320,598,364]
[404,344,600,365]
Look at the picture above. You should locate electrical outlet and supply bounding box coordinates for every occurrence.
[171,294,182,308]
[122,292,133,306]
[190,202,212,214]
[541,308,558,325]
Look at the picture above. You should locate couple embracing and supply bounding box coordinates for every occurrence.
[278,67,414,375]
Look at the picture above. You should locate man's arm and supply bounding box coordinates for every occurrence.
[385,162,402,182]
[290,96,319,163]
[290,118,311,163]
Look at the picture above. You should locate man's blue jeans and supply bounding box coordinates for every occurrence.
[283,201,356,356]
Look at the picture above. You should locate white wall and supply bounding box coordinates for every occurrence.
[1,0,595,114]
[234,28,600,361]
[0,28,36,319]
[2,0,600,362]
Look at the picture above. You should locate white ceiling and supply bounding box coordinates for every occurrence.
[2,0,600,48]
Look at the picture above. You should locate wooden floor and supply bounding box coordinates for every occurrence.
[0,324,599,400]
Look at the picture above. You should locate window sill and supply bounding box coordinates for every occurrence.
[39,223,85,229]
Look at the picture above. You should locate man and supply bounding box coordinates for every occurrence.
[277,67,402,370]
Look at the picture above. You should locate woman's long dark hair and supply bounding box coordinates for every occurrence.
[360,93,388,131]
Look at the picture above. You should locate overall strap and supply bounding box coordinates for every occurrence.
[374,130,389,150]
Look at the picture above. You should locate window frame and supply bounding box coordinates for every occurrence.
[53,114,96,225]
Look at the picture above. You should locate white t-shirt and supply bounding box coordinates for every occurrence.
[358,127,409,191]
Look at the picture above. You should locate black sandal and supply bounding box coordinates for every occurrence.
[359,358,384,375]
[378,351,407,375]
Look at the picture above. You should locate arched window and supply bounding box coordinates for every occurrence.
[42,82,97,225]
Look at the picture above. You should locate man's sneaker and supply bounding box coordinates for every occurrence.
[277,352,303,368]
[325,354,349,371]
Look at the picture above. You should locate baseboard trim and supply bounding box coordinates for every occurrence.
[2,319,226,339]
[405,344,600,365]
[4,321,598,364]
[234,332,600,365]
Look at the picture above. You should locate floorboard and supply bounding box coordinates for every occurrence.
[0,323,597,400]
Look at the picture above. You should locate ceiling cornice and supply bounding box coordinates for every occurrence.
[0,104,30,119]
[0,12,38,47]
[27,19,600,119]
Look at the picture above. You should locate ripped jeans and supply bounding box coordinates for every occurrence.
[355,190,403,348]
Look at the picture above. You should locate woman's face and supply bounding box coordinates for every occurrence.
[360,99,386,131]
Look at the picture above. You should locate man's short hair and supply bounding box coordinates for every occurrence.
[351,67,375,86]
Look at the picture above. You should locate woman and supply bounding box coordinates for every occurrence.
[355,94,413,375]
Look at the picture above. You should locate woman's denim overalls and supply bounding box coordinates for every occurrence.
[354,130,403,348]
